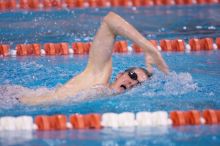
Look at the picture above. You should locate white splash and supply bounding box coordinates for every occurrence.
[142,70,198,97]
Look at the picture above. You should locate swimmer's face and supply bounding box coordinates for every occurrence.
[111,68,148,93]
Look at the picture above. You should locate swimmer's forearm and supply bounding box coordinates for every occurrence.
[104,12,156,55]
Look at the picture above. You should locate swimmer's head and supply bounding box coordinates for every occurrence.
[110,67,152,93]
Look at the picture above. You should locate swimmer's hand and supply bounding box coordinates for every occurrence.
[145,50,169,75]
[145,54,154,73]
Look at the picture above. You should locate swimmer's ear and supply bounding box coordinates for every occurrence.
[116,72,123,80]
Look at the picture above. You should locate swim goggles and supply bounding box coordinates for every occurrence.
[128,71,141,84]
[128,71,152,84]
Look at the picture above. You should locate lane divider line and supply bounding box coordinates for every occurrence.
[0,0,219,11]
[0,109,220,131]
[1,37,219,57]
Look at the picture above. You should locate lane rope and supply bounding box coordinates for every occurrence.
[0,109,219,131]
[0,37,220,57]
[0,0,219,12]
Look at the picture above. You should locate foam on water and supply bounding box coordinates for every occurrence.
[142,70,198,97]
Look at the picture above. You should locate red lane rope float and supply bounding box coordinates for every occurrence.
[215,38,220,49]
[160,39,185,51]
[49,114,67,130]
[16,44,41,56]
[75,0,85,8]
[110,0,120,6]
[55,42,69,55]
[84,114,101,129]
[7,0,17,9]
[64,0,74,8]
[189,38,201,51]
[19,0,29,9]
[216,110,220,122]
[0,0,219,11]
[171,39,185,51]
[131,0,142,6]
[131,0,154,6]
[88,0,99,7]
[35,115,51,130]
[35,115,67,130]
[200,38,213,50]
[72,42,91,54]
[0,44,10,56]
[197,0,219,4]
[29,0,40,10]
[153,0,163,6]
[43,0,53,9]
[51,0,63,9]
[43,0,64,9]
[119,0,130,6]
[160,39,173,51]
[70,114,101,129]
[182,0,193,5]
[44,42,69,55]
[44,43,56,55]
[114,41,128,53]
[70,114,86,129]
[170,111,186,126]
[189,38,214,51]
[203,109,218,124]
[170,110,202,126]
[184,110,201,125]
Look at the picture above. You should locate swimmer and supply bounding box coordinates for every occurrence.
[20,12,169,105]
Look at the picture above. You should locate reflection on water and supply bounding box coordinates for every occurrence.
[0,131,33,146]
[0,126,220,146]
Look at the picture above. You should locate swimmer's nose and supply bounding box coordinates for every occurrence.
[128,80,139,86]
[125,81,136,89]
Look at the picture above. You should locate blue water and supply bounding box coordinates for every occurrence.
[0,5,220,146]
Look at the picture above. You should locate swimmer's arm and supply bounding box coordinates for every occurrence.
[20,92,55,105]
[85,12,168,86]
[103,12,169,74]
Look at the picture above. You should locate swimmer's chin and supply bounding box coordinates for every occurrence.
[113,85,127,93]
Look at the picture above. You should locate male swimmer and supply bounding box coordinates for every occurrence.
[21,12,169,105]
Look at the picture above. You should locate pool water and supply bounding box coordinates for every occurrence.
[0,5,220,146]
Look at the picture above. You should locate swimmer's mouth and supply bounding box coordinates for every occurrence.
[120,85,127,90]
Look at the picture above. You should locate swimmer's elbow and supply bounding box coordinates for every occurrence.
[103,11,118,23]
